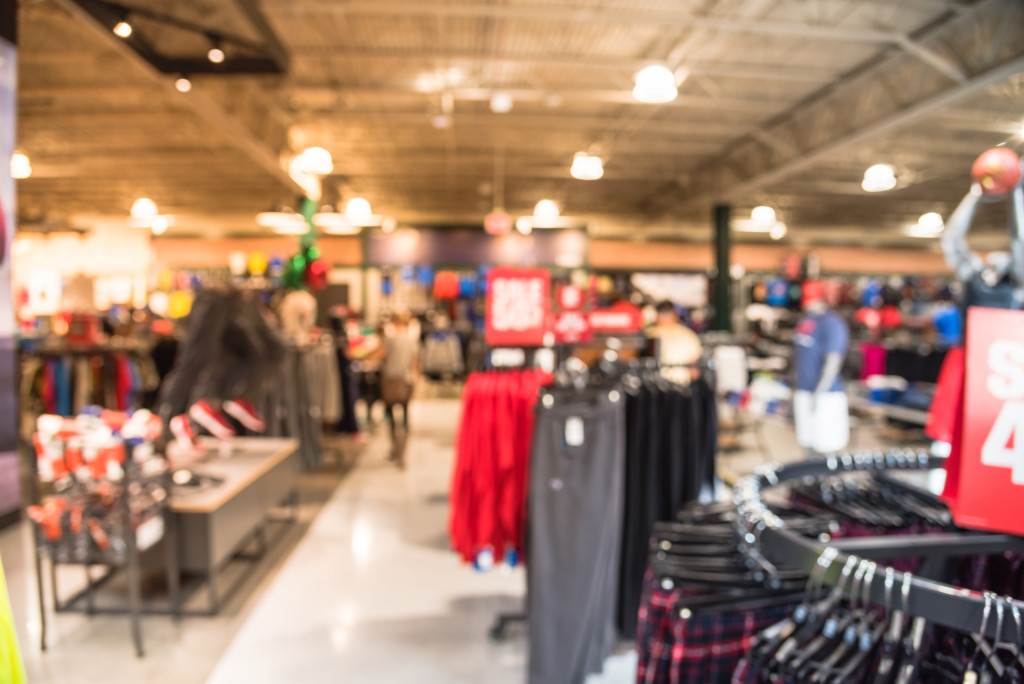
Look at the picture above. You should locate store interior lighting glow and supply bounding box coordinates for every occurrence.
[769,222,788,240]
[295,146,334,176]
[570,152,604,181]
[130,197,158,219]
[256,210,307,235]
[381,217,397,233]
[516,216,533,235]
[174,77,192,93]
[533,199,560,227]
[207,38,226,64]
[751,205,777,226]
[10,152,31,179]
[431,114,452,130]
[313,206,360,234]
[113,20,132,38]
[490,91,513,114]
[862,163,898,192]
[150,216,169,235]
[907,211,945,238]
[632,65,678,104]
[345,197,374,225]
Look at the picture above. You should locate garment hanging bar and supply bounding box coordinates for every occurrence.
[734,449,1024,643]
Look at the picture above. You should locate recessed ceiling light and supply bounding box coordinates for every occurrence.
[113,20,132,38]
[174,77,192,93]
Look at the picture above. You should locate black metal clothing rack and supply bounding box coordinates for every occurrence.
[733,449,1024,643]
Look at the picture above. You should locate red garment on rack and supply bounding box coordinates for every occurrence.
[449,368,551,566]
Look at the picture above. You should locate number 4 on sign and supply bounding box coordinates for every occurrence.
[982,401,1024,485]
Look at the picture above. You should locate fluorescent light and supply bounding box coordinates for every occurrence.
[130,198,158,219]
[490,91,513,114]
[533,199,560,227]
[751,205,776,226]
[516,216,533,235]
[633,65,678,104]
[769,222,788,240]
[570,152,604,180]
[256,211,307,235]
[345,197,373,225]
[294,146,333,175]
[10,152,31,179]
[207,47,225,64]
[862,163,897,192]
[113,20,132,38]
[174,77,192,93]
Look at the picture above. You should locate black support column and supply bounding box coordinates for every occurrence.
[713,203,732,331]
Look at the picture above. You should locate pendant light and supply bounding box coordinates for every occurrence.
[632,65,678,104]
[570,152,604,181]
[130,197,158,219]
[345,197,373,226]
[533,199,560,228]
[862,164,897,192]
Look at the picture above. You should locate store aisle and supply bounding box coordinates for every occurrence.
[206,397,634,684]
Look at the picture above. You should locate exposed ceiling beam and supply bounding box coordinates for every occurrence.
[51,0,303,196]
[263,1,908,43]
[288,48,838,83]
[288,85,792,111]
[665,0,1024,211]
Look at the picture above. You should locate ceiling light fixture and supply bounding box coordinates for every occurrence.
[907,211,945,238]
[862,163,897,192]
[174,76,192,93]
[207,35,225,64]
[345,197,373,226]
[515,216,533,235]
[130,197,159,219]
[632,65,678,104]
[294,146,334,176]
[431,113,452,130]
[490,91,513,114]
[113,19,132,38]
[256,209,307,235]
[751,205,777,226]
[381,217,397,233]
[313,206,360,235]
[151,216,170,235]
[570,152,604,181]
[10,152,31,179]
[769,222,788,240]
[533,199,560,227]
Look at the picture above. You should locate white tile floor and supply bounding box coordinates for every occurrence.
[1,396,914,683]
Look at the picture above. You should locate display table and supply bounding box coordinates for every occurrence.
[171,437,299,614]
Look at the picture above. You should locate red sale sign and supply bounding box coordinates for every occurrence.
[953,307,1024,535]
[485,268,551,346]
[554,310,592,344]
[588,301,643,334]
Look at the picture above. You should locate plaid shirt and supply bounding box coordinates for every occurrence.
[636,571,796,684]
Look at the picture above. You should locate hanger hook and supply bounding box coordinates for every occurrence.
[969,592,995,672]
[861,561,877,613]
[883,566,895,617]
[899,571,912,616]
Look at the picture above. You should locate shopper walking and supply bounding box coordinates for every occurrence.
[378,313,420,464]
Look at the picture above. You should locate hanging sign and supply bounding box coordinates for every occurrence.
[588,300,643,334]
[554,310,591,344]
[953,307,1024,535]
[485,267,550,346]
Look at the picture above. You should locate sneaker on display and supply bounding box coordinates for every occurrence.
[189,400,236,440]
[169,414,199,449]
[223,399,266,432]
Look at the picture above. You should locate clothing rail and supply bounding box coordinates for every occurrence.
[734,449,1024,643]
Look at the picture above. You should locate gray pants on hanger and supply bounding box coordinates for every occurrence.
[528,387,626,684]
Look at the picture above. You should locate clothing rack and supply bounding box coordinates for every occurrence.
[733,449,1024,643]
